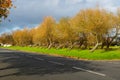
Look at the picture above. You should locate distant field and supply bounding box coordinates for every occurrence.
[1,46,120,60]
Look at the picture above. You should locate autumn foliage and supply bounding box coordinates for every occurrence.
[1,7,120,51]
[0,0,12,20]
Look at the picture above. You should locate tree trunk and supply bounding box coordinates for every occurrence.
[105,27,119,49]
[57,44,64,49]
[69,41,74,49]
[106,44,110,49]
[48,43,53,49]
[101,42,105,49]
[84,41,88,49]
[90,42,102,52]
[47,37,53,49]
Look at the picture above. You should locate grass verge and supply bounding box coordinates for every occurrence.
[1,46,120,60]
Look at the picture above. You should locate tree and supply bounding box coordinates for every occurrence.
[72,8,115,51]
[71,9,92,49]
[32,25,45,46]
[104,9,120,49]
[0,0,12,21]
[0,33,13,44]
[33,16,56,48]
[12,28,32,46]
[55,17,77,49]
[86,8,114,52]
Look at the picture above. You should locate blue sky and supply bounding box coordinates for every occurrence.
[0,0,120,34]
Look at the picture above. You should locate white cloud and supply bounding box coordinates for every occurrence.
[65,0,83,5]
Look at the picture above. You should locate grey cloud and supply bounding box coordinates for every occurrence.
[0,0,120,34]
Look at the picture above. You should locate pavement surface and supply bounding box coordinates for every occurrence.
[0,48,120,80]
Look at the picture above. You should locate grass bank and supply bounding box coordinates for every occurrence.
[1,46,120,60]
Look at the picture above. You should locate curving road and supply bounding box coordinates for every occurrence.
[0,48,120,80]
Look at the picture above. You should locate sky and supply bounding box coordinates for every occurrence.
[0,0,120,34]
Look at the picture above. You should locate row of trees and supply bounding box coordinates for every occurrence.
[1,8,120,51]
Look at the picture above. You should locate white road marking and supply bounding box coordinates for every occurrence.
[0,51,13,52]
[114,62,120,64]
[108,62,120,64]
[48,61,64,65]
[72,66,106,77]
[19,54,44,61]
[26,55,64,65]
[34,57,44,61]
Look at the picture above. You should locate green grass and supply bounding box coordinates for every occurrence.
[1,46,120,60]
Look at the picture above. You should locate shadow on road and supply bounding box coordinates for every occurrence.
[0,51,103,78]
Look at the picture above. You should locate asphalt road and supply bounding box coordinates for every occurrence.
[0,48,120,80]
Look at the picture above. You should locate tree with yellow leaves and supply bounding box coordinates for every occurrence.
[33,16,56,48]
[55,17,78,49]
[12,28,32,46]
[72,8,115,51]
